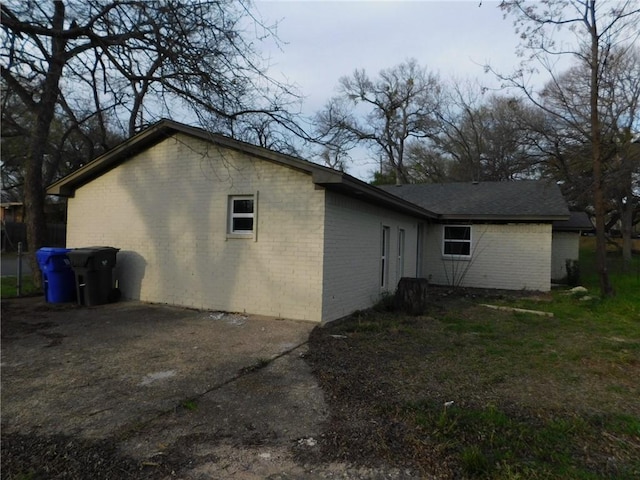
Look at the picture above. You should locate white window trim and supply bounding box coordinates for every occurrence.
[227,193,257,239]
[397,228,405,281]
[416,223,424,277]
[442,224,472,259]
[381,225,390,289]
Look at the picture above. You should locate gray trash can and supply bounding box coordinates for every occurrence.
[68,247,120,306]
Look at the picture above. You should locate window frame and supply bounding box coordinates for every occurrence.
[228,195,255,237]
[397,228,405,281]
[381,225,391,289]
[442,224,472,259]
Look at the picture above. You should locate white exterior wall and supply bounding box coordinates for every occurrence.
[66,133,326,321]
[422,223,552,291]
[551,232,580,281]
[321,191,420,322]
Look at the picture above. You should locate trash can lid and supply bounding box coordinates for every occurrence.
[37,247,71,254]
[86,246,120,252]
[67,248,97,267]
[36,247,72,264]
[67,246,119,267]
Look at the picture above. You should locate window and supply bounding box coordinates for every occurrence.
[397,228,405,280]
[443,225,471,257]
[416,223,424,277]
[381,226,390,288]
[229,195,254,234]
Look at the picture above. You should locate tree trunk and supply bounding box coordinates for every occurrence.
[394,277,429,315]
[589,3,614,297]
[24,0,68,288]
[23,151,47,287]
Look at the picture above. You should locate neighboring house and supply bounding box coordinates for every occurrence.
[1,203,24,251]
[0,202,67,251]
[1,202,24,223]
[48,119,570,322]
[551,211,594,282]
[47,120,433,323]
[379,182,570,292]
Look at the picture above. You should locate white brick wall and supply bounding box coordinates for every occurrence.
[551,232,579,281]
[67,133,325,321]
[422,223,552,291]
[321,191,419,321]
[66,131,557,319]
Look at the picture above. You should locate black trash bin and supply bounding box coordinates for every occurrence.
[68,247,120,306]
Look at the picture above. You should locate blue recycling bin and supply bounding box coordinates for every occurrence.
[36,247,77,303]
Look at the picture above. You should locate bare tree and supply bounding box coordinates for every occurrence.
[314,59,441,184]
[311,96,359,171]
[428,82,545,181]
[404,142,451,184]
[1,0,298,284]
[422,81,486,182]
[537,48,640,265]
[1,89,125,202]
[601,48,640,265]
[498,0,640,296]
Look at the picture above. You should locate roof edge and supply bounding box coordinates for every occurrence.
[48,120,183,197]
[314,173,437,219]
[438,214,570,222]
[45,119,435,219]
[47,119,335,197]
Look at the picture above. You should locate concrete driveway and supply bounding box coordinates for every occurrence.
[1,297,330,478]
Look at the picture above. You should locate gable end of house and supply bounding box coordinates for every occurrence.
[47,119,435,221]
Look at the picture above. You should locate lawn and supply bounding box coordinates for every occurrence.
[1,252,41,298]
[303,238,639,479]
[1,275,40,298]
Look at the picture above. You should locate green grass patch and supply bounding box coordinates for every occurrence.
[181,399,198,411]
[489,237,639,327]
[404,401,599,478]
[381,388,635,478]
[1,275,41,298]
[308,239,640,478]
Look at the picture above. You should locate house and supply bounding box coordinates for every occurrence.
[48,119,570,322]
[379,182,570,291]
[47,119,433,322]
[551,211,594,282]
[1,202,24,223]
[1,202,67,251]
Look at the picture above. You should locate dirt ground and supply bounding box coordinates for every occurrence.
[1,297,418,479]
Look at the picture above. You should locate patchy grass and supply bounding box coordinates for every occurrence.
[304,239,639,478]
[181,399,198,411]
[493,236,639,325]
[1,276,41,298]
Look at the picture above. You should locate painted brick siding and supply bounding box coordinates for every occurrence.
[422,223,552,291]
[321,191,419,322]
[66,133,325,321]
[551,232,579,281]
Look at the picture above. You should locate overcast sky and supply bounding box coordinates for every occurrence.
[252,0,541,179]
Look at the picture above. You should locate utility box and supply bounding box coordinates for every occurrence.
[68,247,120,306]
[36,247,77,303]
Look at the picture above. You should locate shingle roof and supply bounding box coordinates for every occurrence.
[379,181,569,221]
[553,211,594,231]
